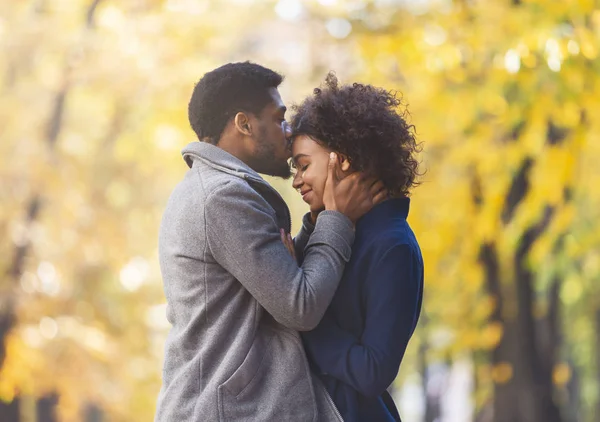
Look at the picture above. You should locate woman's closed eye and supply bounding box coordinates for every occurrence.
[291,162,308,173]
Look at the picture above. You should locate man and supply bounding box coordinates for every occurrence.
[155,62,385,422]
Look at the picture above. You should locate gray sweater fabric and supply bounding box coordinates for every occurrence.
[155,142,354,421]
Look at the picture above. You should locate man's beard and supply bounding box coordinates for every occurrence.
[255,149,292,178]
[270,164,293,179]
[250,136,292,179]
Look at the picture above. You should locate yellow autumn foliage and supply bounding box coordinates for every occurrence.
[1,0,599,421]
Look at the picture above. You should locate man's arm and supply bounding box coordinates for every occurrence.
[206,181,354,331]
[301,245,422,397]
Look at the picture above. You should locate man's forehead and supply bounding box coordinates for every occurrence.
[267,87,285,109]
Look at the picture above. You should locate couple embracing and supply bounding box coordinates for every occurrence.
[155,62,423,422]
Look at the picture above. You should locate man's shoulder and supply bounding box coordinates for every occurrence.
[190,167,275,216]
[183,161,255,199]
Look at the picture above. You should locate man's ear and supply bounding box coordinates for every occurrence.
[234,112,252,136]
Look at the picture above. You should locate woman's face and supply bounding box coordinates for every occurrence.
[291,135,331,213]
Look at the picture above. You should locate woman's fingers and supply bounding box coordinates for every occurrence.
[281,229,296,258]
[287,233,296,260]
[280,229,289,254]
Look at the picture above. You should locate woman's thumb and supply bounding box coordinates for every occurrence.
[328,152,338,181]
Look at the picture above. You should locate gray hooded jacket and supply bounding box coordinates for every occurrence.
[155,142,354,421]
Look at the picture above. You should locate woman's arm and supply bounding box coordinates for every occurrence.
[301,244,422,397]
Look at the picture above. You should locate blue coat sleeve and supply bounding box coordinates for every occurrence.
[301,244,421,397]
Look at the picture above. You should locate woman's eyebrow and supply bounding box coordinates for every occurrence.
[292,153,309,164]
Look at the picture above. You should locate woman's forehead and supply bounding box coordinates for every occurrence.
[292,134,322,153]
[292,137,330,166]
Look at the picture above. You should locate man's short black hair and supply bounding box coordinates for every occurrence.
[188,62,284,144]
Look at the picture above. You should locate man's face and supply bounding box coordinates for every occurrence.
[249,88,293,179]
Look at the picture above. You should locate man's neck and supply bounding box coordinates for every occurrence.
[216,135,251,168]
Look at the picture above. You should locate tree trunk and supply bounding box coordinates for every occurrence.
[0,397,19,422]
[484,210,562,422]
[511,207,561,422]
[478,149,565,422]
[84,403,104,422]
[36,394,58,422]
[417,315,443,422]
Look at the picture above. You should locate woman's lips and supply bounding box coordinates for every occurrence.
[301,190,312,202]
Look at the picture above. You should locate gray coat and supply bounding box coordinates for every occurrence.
[155,142,354,421]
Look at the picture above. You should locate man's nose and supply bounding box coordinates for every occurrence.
[283,121,292,139]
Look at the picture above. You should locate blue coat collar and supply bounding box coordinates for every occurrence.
[357,197,410,231]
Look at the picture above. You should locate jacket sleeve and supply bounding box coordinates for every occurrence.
[205,181,354,331]
[293,212,315,263]
[301,244,421,396]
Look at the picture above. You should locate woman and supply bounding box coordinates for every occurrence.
[284,74,424,422]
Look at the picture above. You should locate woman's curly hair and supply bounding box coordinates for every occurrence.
[291,73,422,197]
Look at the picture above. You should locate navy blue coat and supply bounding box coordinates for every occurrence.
[300,198,424,422]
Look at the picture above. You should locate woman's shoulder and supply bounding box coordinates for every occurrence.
[356,220,420,264]
[370,217,416,244]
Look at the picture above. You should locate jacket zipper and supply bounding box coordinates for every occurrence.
[323,388,344,421]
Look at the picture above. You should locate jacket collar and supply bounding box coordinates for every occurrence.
[356,197,410,230]
[181,141,292,231]
[181,141,264,183]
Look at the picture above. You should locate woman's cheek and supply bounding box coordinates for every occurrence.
[318,165,329,197]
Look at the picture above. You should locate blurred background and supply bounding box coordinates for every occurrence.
[1,0,599,421]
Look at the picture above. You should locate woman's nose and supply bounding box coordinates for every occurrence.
[292,170,302,190]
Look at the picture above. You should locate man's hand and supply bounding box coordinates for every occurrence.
[323,152,387,225]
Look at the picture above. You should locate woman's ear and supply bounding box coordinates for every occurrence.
[233,112,252,136]
[333,153,352,180]
[339,154,351,172]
